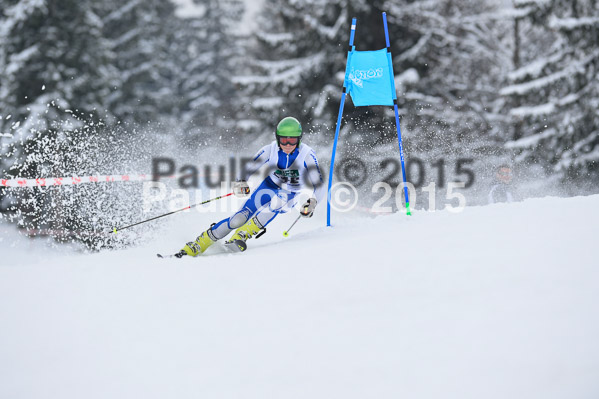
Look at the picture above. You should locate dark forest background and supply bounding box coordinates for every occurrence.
[1,0,597,246]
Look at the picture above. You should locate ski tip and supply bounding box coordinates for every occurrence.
[157,251,188,259]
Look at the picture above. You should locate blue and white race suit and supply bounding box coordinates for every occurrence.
[211,141,325,239]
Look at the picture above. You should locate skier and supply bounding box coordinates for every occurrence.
[488,164,514,204]
[179,116,325,257]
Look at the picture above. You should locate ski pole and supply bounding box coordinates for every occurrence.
[283,214,302,237]
[111,192,234,233]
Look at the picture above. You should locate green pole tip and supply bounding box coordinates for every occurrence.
[406,202,412,216]
[283,231,289,237]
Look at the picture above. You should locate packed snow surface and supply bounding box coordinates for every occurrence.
[1,195,598,399]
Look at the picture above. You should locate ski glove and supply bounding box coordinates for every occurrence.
[233,180,250,197]
[300,198,317,218]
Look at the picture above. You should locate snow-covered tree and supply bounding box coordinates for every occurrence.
[0,0,120,241]
[93,0,245,143]
[93,0,182,126]
[175,0,245,143]
[501,0,599,185]
[384,0,513,150]
[0,0,116,176]
[235,0,385,141]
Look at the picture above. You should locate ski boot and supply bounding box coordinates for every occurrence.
[181,229,217,257]
[224,217,266,252]
[229,217,266,242]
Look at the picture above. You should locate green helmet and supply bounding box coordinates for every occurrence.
[275,116,302,147]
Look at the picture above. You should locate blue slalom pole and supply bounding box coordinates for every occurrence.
[382,12,412,215]
[326,93,346,227]
[327,18,357,227]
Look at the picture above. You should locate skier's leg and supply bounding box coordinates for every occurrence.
[211,177,280,238]
[225,192,280,242]
[181,177,280,256]
[230,190,298,243]
[254,190,298,227]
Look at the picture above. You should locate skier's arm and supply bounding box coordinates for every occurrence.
[304,150,326,204]
[239,144,270,181]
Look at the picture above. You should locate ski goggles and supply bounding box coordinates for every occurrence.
[278,136,299,146]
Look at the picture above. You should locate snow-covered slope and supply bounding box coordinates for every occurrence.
[1,195,598,399]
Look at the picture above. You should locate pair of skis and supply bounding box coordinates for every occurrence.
[157,214,303,259]
[156,239,247,258]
